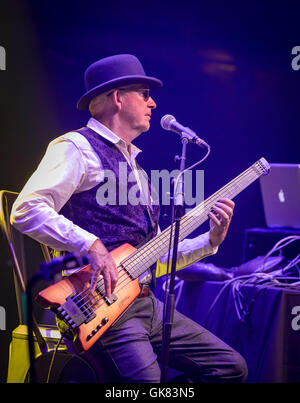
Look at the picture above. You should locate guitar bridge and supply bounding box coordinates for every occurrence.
[56,292,96,329]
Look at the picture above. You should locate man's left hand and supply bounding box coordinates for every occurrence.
[208,198,235,248]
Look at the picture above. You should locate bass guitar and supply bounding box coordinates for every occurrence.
[37,157,270,351]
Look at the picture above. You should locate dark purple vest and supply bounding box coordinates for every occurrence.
[60,127,160,252]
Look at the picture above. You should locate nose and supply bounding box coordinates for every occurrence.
[148,96,157,109]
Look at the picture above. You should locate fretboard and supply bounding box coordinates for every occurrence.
[121,157,270,279]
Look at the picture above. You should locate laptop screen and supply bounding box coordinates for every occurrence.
[259,163,300,229]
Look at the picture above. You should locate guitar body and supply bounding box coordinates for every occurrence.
[37,243,141,352]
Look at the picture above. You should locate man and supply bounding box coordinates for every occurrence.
[11,54,247,382]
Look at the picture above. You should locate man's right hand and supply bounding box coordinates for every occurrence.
[88,239,118,298]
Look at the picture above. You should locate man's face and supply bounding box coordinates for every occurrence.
[118,84,157,135]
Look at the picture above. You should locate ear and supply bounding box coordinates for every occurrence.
[111,89,123,112]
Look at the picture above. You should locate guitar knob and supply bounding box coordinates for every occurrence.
[101,317,109,325]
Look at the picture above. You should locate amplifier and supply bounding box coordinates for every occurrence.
[242,227,300,262]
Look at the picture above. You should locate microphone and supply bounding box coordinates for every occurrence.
[160,114,209,148]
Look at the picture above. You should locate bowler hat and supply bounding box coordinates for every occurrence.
[77,54,163,110]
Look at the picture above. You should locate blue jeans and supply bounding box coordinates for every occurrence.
[81,291,248,383]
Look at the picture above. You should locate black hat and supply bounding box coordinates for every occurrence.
[77,54,163,110]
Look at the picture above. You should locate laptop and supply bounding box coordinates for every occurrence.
[259,163,300,229]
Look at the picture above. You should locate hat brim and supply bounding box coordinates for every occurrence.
[77,75,163,110]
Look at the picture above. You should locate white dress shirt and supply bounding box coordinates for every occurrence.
[10,118,217,277]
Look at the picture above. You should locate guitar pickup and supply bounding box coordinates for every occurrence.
[95,282,118,306]
[102,293,118,306]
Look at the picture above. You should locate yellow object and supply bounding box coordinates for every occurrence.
[7,324,66,383]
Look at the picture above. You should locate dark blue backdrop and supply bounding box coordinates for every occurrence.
[1,0,299,266]
[1,0,300,382]
[0,0,300,272]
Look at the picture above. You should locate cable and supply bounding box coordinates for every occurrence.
[172,144,211,209]
[46,333,65,383]
[282,253,300,274]
[205,234,300,324]
[162,144,211,316]
[261,235,300,272]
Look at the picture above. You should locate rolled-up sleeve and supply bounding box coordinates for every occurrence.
[155,231,218,278]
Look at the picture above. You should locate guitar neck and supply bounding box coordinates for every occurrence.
[122,158,270,279]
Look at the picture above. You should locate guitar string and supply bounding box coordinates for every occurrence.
[118,164,260,279]
[78,176,262,319]
[70,164,260,316]
[72,164,262,317]
[122,164,259,270]
[69,164,251,310]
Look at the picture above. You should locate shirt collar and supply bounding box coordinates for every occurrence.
[87,117,142,159]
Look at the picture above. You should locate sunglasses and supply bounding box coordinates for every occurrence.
[106,88,150,101]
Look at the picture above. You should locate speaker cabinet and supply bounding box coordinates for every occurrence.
[25,351,99,383]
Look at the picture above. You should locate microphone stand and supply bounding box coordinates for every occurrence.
[25,271,44,383]
[160,134,188,383]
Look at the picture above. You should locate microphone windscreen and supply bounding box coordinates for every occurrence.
[160,114,176,130]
